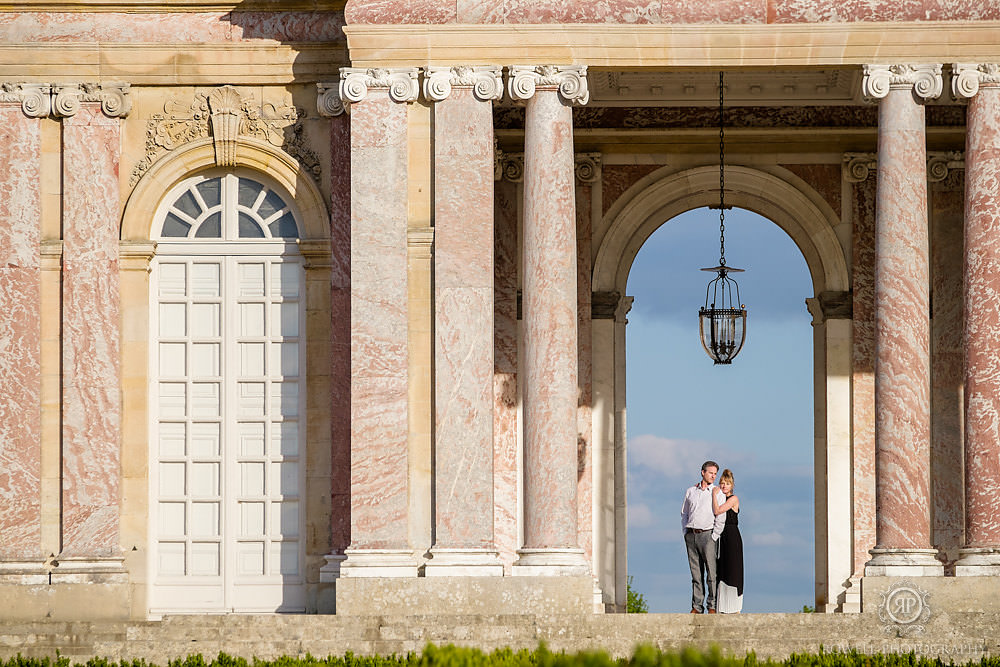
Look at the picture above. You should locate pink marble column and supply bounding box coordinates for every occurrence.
[493,160,520,574]
[316,85,352,579]
[0,87,48,569]
[58,85,130,568]
[337,68,420,576]
[953,64,1000,574]
[862,65,943,575]
[424,67,504,575]
[509,65,590,575]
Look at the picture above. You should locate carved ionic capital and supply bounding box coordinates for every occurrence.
[508,65,589,105]
[317,82,345,117]
[497,153,524,183]
[927,151,965,183]
[862,64,943,102]
[52,82,131,118]
[575,153,601,184]
[0,83,51,118]
[424,65,503,102]
[951,63,1000,99]
[339,67,420,107]
[843,152,877,183]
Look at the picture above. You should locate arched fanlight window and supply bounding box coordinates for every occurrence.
[159,173,300,240]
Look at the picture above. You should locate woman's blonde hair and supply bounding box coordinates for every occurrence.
[720,468,735,493]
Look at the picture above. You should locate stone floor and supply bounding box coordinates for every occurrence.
[1,612,998,662]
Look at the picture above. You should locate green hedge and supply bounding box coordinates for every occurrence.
[1,645,994,667]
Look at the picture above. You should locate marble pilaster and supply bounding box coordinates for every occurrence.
[59,89,129,573]
[424,66,504,575]
[846,155,877,581]
[0,88,47,571]
[508,65,590,575]
[493,165,520,575]
[316,83,351,581]
[862,64,943,576]
[953,64,1000,574]
[338,68,419,577]
[927,152,966,569]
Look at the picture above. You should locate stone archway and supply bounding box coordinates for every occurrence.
[591,164,854,611]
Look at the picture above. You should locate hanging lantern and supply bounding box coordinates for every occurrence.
[698,71,747,365]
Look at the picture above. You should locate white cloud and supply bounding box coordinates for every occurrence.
[628,502,655,528]
[628,433,750,481]
[751,530,787,546]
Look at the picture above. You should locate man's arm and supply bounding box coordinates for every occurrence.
[680,488,691,531]
[712,488,726,540]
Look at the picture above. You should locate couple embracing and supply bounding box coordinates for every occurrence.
[679,460,744,614]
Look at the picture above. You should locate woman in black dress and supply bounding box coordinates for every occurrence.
[713,468,743,613]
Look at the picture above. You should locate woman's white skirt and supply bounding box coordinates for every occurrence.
[716,581,743,614]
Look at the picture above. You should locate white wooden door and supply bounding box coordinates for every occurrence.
[149,173,305,614]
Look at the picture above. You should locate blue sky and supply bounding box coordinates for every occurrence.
[624,206,816,613]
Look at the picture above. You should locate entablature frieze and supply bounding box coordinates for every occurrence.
[343,23,1000,70]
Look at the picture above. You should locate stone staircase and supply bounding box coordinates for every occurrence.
[1,613,997,663]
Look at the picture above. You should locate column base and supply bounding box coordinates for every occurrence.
[512,547,590,576]
[319,553,347,582]
[954,547,1000,575]
[424,548,503,576]
[0,560,50,584]
[864,548,943,576]
[339,548,418,578]
[50,556,127,584]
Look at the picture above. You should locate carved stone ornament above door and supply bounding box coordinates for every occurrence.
[130,85,321,187]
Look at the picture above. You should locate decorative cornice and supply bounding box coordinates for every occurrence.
[130,86,321,187]
[951,63,1000,99]
[508,65,589,105]
[497,153,524,183]
[843,152,877,183]
[339,67,420,106]
[424,65,503,102]
[927,151,965,182]
[317,82,345,117]
[0,83,51,118]
[575,153,601,184]
[52,82,131,118]
[861,64,943,102]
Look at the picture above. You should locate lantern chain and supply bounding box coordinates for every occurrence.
[718,71,726,268]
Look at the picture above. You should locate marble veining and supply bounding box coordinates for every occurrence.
[851,174,876,574]
[434,88,496,549]
[521,88,580,550]
[0,106,42,561]
[349,91,410,550]
[873,87,933,551]
[963,84,1000,547]
[61,103,122,559]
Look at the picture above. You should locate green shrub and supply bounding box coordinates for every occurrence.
[3,645,997,667]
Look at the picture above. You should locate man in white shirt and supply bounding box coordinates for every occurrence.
[680,460,726,613]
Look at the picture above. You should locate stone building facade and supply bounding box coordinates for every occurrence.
[1,0,999,620]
